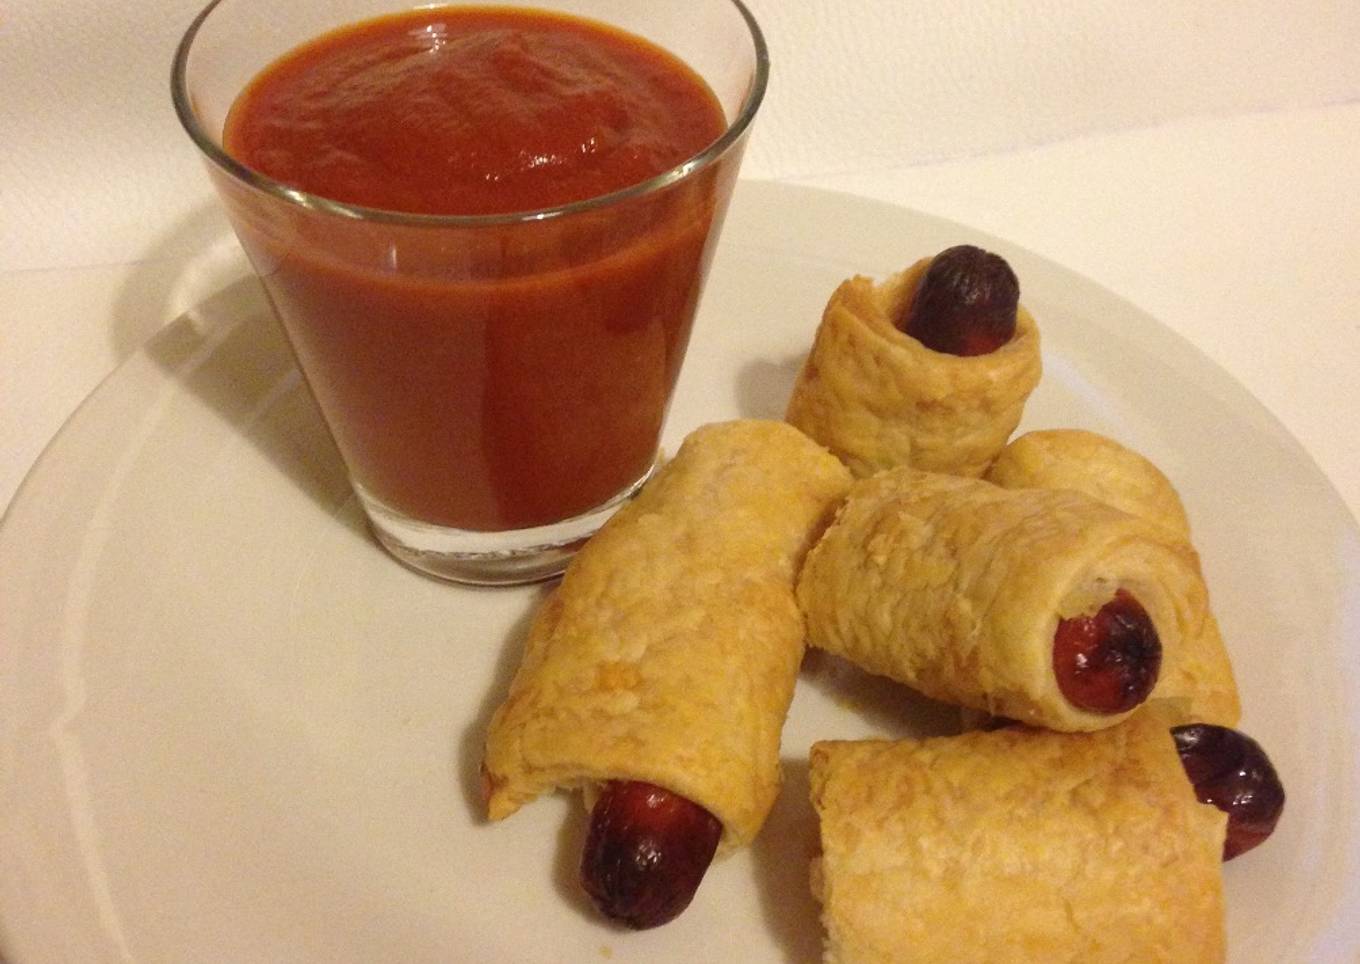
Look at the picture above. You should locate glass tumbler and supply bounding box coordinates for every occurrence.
[172,0,767,584]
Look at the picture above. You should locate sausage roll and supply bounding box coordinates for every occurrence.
[797,467,1205,731]
[808,708,1227,963]
[785,253,1042,479]
[482,419,852,848]
[986,429,1240,726]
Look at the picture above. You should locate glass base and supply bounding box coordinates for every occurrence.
[354,462,657,585]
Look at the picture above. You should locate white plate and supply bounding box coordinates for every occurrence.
[2,181,1357,962]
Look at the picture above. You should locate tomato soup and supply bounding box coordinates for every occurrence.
[219,7,730,531]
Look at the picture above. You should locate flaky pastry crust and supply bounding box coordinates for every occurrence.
[987,429,1240,726]
[797,467,1205,731]
[785,257,1042,479]
[482,420,852,848]
[987,429,1191,537]
[809,709,1227,963]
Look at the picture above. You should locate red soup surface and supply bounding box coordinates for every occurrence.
[221,7,730,531]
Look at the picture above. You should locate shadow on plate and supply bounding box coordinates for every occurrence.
[749,755,824,963]
[109,201,246,362]
[138,279,365,538]
[118,203,364,535]
[798,648,966,741]
[734,352,806,420]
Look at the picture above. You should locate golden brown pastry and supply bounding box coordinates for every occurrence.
[809,708,1227,963]
[482,419,851,924]
[986,429,1240,726]
[785,252,1042,479]
[986,429,1191,537]
[798,467,1205,732]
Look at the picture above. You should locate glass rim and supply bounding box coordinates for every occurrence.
[170,0,769,227]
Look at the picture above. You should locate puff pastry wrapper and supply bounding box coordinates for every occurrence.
[809,709,1227,963]
[987,429,1240,726]
[798,467,1204,731]
[482,420,852,848]
[785,256,1042,478]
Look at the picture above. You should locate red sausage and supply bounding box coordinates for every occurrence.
[580,780,723,928]
[898,244,1020,356]
[1052,589,1162,714]
[1172,724,1285,860]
